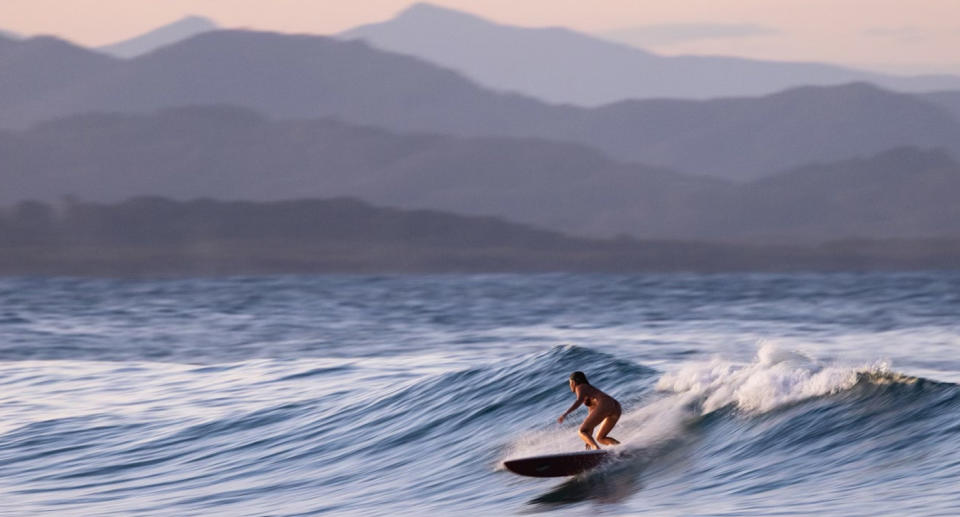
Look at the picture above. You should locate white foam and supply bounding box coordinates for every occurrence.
[656,343,875,414]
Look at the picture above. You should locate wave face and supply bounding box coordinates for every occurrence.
[1,273,959,515]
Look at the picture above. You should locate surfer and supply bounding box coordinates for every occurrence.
[557,371,621,450]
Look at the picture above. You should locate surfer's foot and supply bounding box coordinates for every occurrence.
[598,437,620,446]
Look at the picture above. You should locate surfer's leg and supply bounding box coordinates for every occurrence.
[578,410,604,450]
[596,412,621,446]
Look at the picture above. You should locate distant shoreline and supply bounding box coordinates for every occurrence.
[3,239,960,276]
[3,197,958,276]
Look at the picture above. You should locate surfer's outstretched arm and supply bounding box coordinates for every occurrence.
[557,392,585,424]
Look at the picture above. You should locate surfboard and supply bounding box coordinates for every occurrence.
[503,450,609,477]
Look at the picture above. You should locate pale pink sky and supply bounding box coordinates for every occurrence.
[3,0,960,74]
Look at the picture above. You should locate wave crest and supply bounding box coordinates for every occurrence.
[655,343,879,414]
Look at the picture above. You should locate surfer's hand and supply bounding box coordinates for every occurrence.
[557,415,565,424]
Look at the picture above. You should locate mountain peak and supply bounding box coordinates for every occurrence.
[98,15,219,58]
[173,15,217,27]
[395,3,487,23]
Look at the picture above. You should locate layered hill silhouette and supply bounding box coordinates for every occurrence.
[925,91,960,121]
[578,83,960,180]
[722,147,960,241]
[2,30,959,181]
[0,30,541,133]
[4,107,960,242]
[0,34,119,118]
[341,3,960,105]
[1,106,720,239]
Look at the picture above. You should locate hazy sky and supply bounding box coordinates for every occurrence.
[3,0,960,74]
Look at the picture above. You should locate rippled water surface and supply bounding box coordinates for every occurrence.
[1,273,959,515]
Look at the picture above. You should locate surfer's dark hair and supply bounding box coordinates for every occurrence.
[570,371,589,385]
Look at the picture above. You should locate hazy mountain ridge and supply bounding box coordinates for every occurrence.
[577,83,960,180]
[924,91,960,121]
[2,29,959,181]
[0,30,546,134]
[2,106,719,239]
[727,147,960,240]
[0,34,119,116]
[4,107,960,243]
[341,3,960,105]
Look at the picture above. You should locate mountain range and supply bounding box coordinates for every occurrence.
[1,9,959,252]
[9,2,959,106]
[1,29,959,181]
[341,3,960,105]
[4,106,960,243]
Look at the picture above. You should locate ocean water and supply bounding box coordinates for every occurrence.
[1,273,959,516]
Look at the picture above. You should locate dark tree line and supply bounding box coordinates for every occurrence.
[0,197,584,249]
[1,197,958,274]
